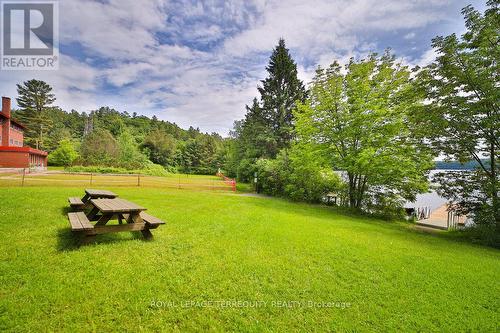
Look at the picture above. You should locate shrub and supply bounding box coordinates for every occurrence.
[363,191,407,220]
[254,149,342,203]
[48,140,78,166]
[255,157,287,196]
[117,130,149,169]
[141,129,177,167]
[79,129,119,166]
[236,158,257,182]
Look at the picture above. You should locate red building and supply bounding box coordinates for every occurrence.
[0,97,48,170]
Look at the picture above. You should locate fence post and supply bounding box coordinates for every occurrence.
[137,173,140,186]
[90,173,93,185]
[178,174,181,189]
[22,168,26,186]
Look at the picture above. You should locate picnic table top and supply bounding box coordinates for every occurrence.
[90,198,146,213]
[85,189,118,197]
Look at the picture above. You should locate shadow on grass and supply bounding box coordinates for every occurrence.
[56,228,149,251]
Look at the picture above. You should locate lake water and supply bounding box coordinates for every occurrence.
[404,170,458,211]
[405,191,447,211]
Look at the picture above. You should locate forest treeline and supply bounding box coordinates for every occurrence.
[13,97,226,175]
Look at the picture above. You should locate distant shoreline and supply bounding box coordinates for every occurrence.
[434,160,488,170]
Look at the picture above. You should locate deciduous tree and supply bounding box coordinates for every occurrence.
[295,52,433,210]
[415,1,499,237]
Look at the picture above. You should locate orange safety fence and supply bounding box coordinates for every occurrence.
[216,171,237,192]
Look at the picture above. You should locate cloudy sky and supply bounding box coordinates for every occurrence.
[0,0,485,135]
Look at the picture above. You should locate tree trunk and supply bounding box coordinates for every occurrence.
[490,139,499,231]
[347,173,367,209]
[348,172,356,208]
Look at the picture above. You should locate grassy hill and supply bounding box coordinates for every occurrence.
[0,185,498,331]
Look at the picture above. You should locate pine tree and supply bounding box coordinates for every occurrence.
[240,98,277,159]
[258,38,307,151]
[16,79,56,150]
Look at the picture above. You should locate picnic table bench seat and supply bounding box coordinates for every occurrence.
[68,212,94,231]
[68,197,85,210]
[140,212,166,228]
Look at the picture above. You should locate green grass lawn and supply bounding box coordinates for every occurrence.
[0,185,499,331]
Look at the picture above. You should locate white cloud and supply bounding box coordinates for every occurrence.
[0,0,482,134]
[416,48,438,67]
[404,32,416,40]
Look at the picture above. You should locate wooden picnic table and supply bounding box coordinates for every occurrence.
[68,189,118,210]
[88,198,146,225]
[68,197,165,244]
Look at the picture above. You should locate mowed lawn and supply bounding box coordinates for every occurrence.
[0,185,499,332]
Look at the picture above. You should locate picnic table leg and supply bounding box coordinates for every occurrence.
[118,214,123,225]
[87,206,100,221]
[141,229,153,240]
[81,194,90,203]
[95,214,112,226]
[124,213,142,224]
[125,213,151,239]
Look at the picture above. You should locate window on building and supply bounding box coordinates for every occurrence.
[10,123,23,132]
[10,139,13,145]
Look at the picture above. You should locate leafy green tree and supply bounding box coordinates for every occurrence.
[80,128,120,166]
[415,1,499,238]
[117,129,148,169]
[47,140,79,166]
[285,142,342,203]
[295,52,433,209]
[178,135,224,174]
[141,129,177,167]
[15,79,56,150]
[92,107,126,136]
[253,148,341,202]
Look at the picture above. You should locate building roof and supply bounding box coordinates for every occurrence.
[0,146,48,156]
[10,118,26,129]
[0,110,26,128]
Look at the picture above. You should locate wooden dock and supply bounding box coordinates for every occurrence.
[416,204,466,230]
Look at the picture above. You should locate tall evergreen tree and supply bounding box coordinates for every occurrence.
[240,98,277,159]
[15,79,56,150]
[258,38,307,151]
[228,39,306,180]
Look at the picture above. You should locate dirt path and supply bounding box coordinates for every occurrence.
[239,193,273,199]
